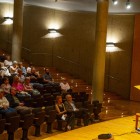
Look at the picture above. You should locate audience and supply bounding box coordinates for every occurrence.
[1,77,11,96]
[43,68,59,85]
[64,94,89,126]
[12,76,31,97]
[4,55,12,68]
[26,67,43,87]
[60,78,72,93]
[27,62,33,73]
[0,64,11,78]
[0,89,17,117]
[55,96,75,130]
[23,77,34,92]
[10,61,18,76]
[6,87,33,112]
[18,62,26,75]
[17,69,25,84]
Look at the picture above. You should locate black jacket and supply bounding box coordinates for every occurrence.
[6,94,23,107]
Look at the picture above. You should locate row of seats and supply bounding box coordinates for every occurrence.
[0,100,102,140]
[21,91,89,108]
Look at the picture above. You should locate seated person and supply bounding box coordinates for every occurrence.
[0,89,17,117]
[18,62,26,75]
[17,69,25,84]
[26,67,43,87]
[1,77,11,96]
[43,68,59,85]
[6,87,33,112]
[64,94,89,126]
[55,96,75,130]
[10,61,18,76]
[27,62,33,73]
[60,78,72,93]
[4,55,12,68]
[12,75,31,97]
[0,63,11,78]
[23,77,34,92]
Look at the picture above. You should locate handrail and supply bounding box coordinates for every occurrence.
[106,75,122,82]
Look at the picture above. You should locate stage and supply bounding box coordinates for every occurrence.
[42,116,140,140]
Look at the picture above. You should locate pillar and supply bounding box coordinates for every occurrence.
[12,0,23,62]
[92,0,109,103]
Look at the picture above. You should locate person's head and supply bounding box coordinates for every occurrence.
[0,89,4,98]
[66,94,72,102]
[13,61,18,67]
[18,62,23,68]
[4,77,9,85]
[31,67,36,74]
[10,87,17,96]
[45,68,49,74]
[62,78,67,84]
[13,75,19,84]
[18,69,22,76]
[29,62,33,68]
[55,96,62,104]
[25,77,30,85]
[6,55,11,61]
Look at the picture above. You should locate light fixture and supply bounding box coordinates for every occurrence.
[48,29,57,33]
[112,0,118,5]
[126,0,131,9]
[106,42,115,47]
[4,17,13,21]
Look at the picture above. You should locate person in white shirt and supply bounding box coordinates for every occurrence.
[10,61,18,76]
[4,55,12,67]
[0,89,17,117]
[60,78,72,93]
[27,62,33,73]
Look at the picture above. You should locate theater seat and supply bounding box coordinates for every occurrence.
[45,86,53,94]
[79,92,86,97]
[71,92,78,98]
[33,97,44,108]
[45,106,57,134]
[53,86,61,93]
[32,108,46,137]
[34,85,43,95]
[0,114,6,134]
[20,109,35,140]
[24,98,34,107]
[81,94,89,103]
[43,96,54,106]
[73,94,81,102]
[5,112,20,140]
[94,103,102,120]
[43,93,52,106]
[53,92,61,100]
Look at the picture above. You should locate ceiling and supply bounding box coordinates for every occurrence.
[0,0,140,14]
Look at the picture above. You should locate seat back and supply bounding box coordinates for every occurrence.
[92,100,99,107]
[0,114,6,134]
[35,85,43,95]
[32,108,46,126]
[73,94,81,102]
[24,98,34,107]
[82,94,89,102]
[45,86,53,94]
[37,78,43,84]
[32,94,41,100]
[45,106,57,123]
[53,86,61,93]
[62,92,69,102]
[53,92,61,100]
[79,92,86,97]
[20,95,31,102]
[43,93,51,98]
[5,112,20,133]
[33,97,44,108]
[71,92,78,98]
[87,104,94,114]
[75,102,83,109]
[45,96,54,106]
[94,103,102,114]
[20,109,35,129]
[83,101,91,108]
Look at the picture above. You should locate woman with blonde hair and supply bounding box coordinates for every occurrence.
[55,96,75,131]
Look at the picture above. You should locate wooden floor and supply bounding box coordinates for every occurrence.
[40,116,139,140]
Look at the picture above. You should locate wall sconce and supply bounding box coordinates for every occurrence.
[4,17,13,24]
[112,0,118,5]
[48,29,57,33]
[106,42,115,47]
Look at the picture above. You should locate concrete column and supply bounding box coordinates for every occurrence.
[12,0,23,62]
[92,0,109,103]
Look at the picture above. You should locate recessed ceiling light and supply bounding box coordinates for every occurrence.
[126,0,131,9]
[112,0,118,5]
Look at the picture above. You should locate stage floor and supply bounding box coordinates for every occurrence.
[42,116,140,140]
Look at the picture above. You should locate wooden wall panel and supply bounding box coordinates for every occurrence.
[130,14,140,101]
